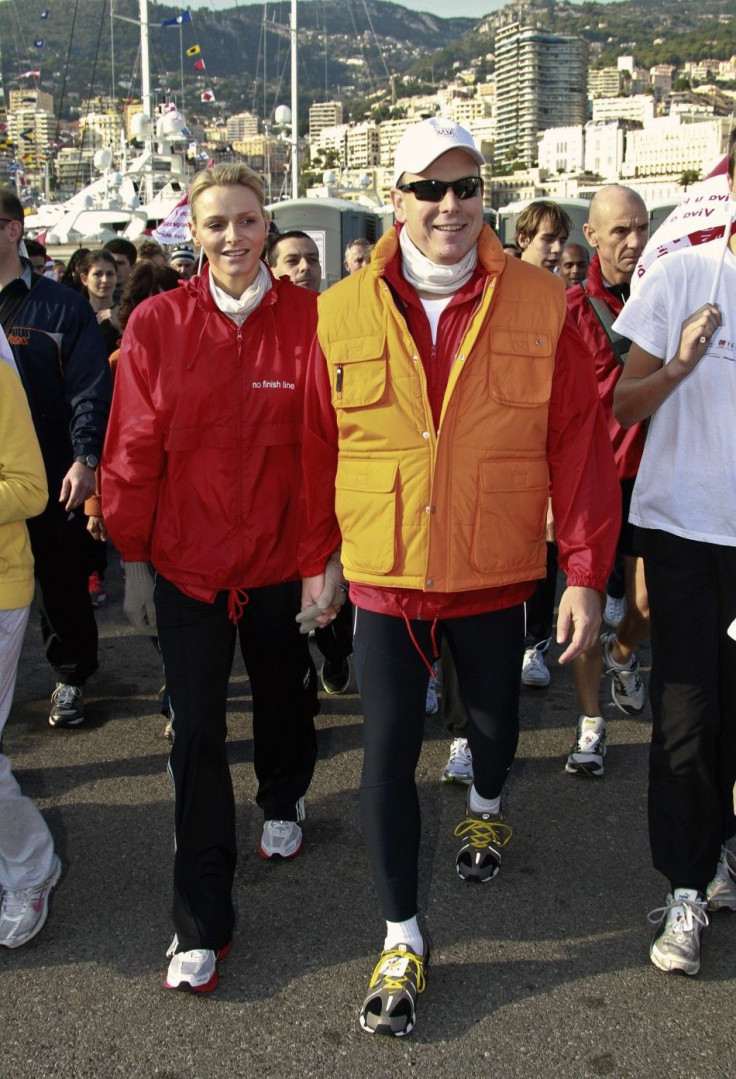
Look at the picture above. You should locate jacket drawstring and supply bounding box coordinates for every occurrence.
[401,612,440,679]
[227,587,249,624]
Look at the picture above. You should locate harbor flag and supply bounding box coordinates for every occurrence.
[18,69,41,79]
[201,89,215,103]
[633,156,735,292]
[34,39,44,48]
[162,12,192,27]
[194,59,206,71]
[40,10,50,18]
[186,45,201,58]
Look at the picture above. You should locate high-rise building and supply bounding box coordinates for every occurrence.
[495,22,588,166]
[227,112,259,141]
[308,101,343,142]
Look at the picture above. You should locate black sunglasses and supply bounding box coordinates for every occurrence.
[397,176,483,202]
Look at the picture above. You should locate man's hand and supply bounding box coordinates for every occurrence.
[556,586,603,665]
[297,550,347,634]
[59,461,96,512]
[87,515,108,542]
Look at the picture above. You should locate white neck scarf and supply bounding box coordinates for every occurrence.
[399,225,478,296]
[209,261,271,324]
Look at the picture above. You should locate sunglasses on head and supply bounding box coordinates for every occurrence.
[397,176,483,202]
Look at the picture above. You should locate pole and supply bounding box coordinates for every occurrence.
[139,0,153,202]
[290,0,298,199]
[179,24,184,114]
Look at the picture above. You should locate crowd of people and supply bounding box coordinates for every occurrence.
[1,118,735,1039]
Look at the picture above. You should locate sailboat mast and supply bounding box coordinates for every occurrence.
[139,0,153,203]
[290,0,298,199]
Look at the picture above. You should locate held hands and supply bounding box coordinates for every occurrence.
[556,586,602,665]
[674,303,722,375]
[297,549,347,634]
[123,561,158,635]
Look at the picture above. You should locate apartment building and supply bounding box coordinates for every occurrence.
[308,101,343,141]
[495,22,588,166]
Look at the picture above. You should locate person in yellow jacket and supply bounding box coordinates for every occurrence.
[0,353,61,948]
[299,118,620,1037]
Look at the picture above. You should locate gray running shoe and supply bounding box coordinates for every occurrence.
[359,941,429,1037]
[48,683,84,727]
[521,643,551,687]
[565,716,606,777]
[648,889,708,976]
[0,855,62,948]
[706,844,736,912]
[603,633,646,715]
[442,738,473,785]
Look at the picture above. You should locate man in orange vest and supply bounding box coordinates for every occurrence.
[299,118,619,1037]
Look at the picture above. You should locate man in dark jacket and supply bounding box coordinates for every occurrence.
[0,188,111,727]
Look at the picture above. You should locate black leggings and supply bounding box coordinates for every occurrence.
[353,605,524,921]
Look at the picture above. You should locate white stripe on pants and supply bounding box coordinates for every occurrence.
[0,606,55,891]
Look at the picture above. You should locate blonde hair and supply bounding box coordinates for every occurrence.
[188,163,266,222]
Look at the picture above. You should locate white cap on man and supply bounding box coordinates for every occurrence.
[393,117,485,187]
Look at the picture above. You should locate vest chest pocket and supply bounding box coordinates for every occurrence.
[329,335,387,410]
[489,330,554,407]
[335,456,398,575]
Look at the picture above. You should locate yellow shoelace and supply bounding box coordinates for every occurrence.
[453,817,513,849]
[368,948,427,994]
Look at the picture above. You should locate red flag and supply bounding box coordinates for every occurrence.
[194,59,206,71]
[200,89,215,103]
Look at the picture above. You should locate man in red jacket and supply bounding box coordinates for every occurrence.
[298,118,620,1037]
[564,184,651,777]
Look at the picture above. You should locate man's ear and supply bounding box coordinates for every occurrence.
[583,221,597,249]
[391,188,407,224]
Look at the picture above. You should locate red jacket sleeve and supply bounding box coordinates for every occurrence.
[548,312,620,591]
[299,336,342,577]
[100,321,165,563]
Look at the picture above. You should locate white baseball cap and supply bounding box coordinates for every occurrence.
[393,117,485,187]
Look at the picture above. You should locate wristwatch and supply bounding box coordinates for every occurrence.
[74,454,99,469]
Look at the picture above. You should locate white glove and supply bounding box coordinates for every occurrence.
[123,561,158,635]
[296,550,347,634]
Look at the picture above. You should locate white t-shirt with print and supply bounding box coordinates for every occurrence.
[613,243,736,546]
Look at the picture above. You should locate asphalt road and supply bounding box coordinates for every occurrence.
[1,561,734,1079]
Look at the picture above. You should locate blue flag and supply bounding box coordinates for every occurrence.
[40,10,50,18]
[34,39,45,48]
[161,12,192,27]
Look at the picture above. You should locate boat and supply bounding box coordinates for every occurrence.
[23,1,194,251]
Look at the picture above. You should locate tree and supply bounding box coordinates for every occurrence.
[679,169,701,187]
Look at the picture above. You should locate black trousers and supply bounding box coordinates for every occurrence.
[525,541,558,647]
[354,605,524,922]
[155,575,319,951]
[26,504,99,686]
[636,528,736,893]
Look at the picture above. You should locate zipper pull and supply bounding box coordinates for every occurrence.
[336,363,343,398]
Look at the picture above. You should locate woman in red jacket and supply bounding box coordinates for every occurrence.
[102,164,320,994]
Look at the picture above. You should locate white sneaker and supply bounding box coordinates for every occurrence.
[648,889,708,975]
[164,933,232,993]
[565,716,606,777]
[521,644,551,687]
[603,633,646,715]
[603,594,627,629]
[259,804,304,860]
[441,738,474,785]
[706,844,736,912]
[0,855,61,949]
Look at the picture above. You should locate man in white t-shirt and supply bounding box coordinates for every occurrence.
[612,128,736,979]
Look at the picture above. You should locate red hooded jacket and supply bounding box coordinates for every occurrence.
[102,265,317,602]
